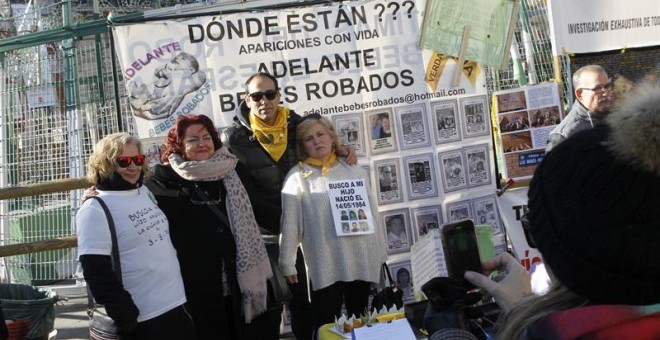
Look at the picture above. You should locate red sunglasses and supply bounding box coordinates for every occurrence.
[116,155,146,168]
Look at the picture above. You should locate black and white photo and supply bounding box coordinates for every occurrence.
[446,200,473,223]
[403,153,438,200]
[438,150,467,193]
[410,205,443,242]
[333,114,366,157]
[382,209,411,254]
[396,104,431,150]
[365,108,398,155]
[374,159,404,205]
[430,99,461,144]
[388,260,415,304]
[459,95,490,138]
[463,144,492,188]
[471,195,503,235]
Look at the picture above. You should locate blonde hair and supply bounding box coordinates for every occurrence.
[495,282,589,339]
[295,115,346,160]
[86,133,151,184]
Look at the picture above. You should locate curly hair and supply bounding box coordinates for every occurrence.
[86,133,150,184]
[160,114,222,163]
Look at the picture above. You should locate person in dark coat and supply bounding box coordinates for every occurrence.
[222,72,357,339]
[146,114,275,340]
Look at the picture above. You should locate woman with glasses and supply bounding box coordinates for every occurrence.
[279,114,387,331]
[145,114,276,339]
[77,133,195,339]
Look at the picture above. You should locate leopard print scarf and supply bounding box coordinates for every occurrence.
[169,147,272,322]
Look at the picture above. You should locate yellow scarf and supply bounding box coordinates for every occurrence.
[303,151,337,176]
[249,106,289,161]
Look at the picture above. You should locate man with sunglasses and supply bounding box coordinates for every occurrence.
[223,72,356,340]
[546,64,612,152]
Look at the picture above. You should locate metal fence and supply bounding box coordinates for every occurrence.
[0,0,566,284]
[0,33,135,284]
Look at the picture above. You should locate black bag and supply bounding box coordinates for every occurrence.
[370,263,404,312]
[86,197,120,340]
[192,186,292,307]
[264,242,294,307]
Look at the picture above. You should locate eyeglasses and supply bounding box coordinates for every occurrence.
[116,155,146,168]
[248,89,278,101]
[580,83,612,92]
[520,212,536,248]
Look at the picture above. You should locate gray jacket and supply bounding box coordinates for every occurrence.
[545,100,602,152]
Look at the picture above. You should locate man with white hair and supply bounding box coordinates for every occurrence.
[546,65,612,152]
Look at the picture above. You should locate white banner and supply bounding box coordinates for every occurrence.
[548,0,660,55]
[112,0,487,138]
[495,187,542,271]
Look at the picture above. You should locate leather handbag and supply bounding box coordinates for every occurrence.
[370,263,404,312]
[192,186,292,307]
[86,197,121,340]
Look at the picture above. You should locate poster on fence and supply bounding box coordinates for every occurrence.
[111,0,487,138]
[494,83,562,181]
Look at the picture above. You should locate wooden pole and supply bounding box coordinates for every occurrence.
[0,177,90,201]
[0,235,78,258]
[452,25,471,87]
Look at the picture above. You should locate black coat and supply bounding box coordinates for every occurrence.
[222,101,301,235]
[146,165,238,339]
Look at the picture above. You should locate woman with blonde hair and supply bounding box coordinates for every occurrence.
[279,114,387,331]
[77,133,195,339]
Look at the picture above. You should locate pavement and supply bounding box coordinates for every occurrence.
[48,284,297,339]
[49,285,90,340]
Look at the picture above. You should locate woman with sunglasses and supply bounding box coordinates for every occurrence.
[278,114,387,331]
[145,114,275,339]
[77,133,195,339]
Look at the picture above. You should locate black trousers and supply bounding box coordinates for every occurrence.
[309,280,372,331]
[288,247,314,340]
[132,303,196,339]
[267,245,314,340]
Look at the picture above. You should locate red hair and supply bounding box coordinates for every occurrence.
[160,114,222,163]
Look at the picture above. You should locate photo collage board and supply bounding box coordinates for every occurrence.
[331,91,504,305]
[493,83,564,181]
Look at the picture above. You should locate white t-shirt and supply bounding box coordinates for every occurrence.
[76,187,186,322]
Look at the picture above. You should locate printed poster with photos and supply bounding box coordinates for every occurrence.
[495,83,563,180]
[366,108,398,155]
[333,114,366,157]
[327,179,375,236]
[396,104,432,150]
[430,99,462,144]
[374,158,404,205]
[387,260,415,304]
[383,209,411,255]
[403,153,438,200]
[410,205,443,243]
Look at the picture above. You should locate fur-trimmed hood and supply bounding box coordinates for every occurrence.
[606,82,660,175]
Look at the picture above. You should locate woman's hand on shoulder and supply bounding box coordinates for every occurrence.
[464,252,531,312]
[82,186,99,202]
[285,275,298,284]
[337,145,358,165]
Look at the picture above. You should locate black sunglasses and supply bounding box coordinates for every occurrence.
[248,89,278,101]
[520,212,536,248]
[116,155,146,168]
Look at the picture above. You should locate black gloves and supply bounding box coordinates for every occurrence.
[422,277,483,335]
